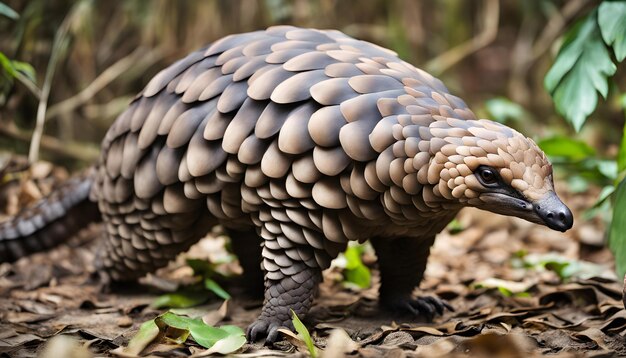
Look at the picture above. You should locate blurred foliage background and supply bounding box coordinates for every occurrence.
[0,0,625,272]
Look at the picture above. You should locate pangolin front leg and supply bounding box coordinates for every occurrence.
[247,268,321,343]
[370,236,452,320]
[246,220,328,344]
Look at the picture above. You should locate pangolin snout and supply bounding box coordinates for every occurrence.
[533,192,573,232]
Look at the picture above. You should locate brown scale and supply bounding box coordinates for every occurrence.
[0,26,573,344]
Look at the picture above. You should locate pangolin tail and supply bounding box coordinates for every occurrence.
[0,170,101,263]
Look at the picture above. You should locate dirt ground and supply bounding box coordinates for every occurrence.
[1,159,625,357]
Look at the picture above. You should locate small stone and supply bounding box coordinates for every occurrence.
[117,316,133,327]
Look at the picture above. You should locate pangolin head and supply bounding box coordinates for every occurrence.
[419,117,573,232]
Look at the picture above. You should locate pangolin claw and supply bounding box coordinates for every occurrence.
[246,317,293,345]
[383,295,453,321]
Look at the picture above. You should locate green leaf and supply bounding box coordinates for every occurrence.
[497,286,513,297]
[344,264,371,289]
[186,258,218,276]
[154,312,195,345]
[155,311,196,330]
[473,278,533,295]
[538,136,596,161]
[113,319,160,356]
[592,185,616,209]
[522,253,609,280]
[544,11,617,131]
[219,325,245,337]
[203,334,246,355]
[291,309,317,358]
[187,323,230,348]
[617,93,626,179]
[543,261,571,280]
[204,278,231,300]
[162,325,191,345]
[342,245,371,289]
[575,158,618,181]
[598,1,626,62]
[193,324,244,350]
[485,97,526,124]
[617,118,626,173]
[609,178,626,278]
[595,159,618,180]
[446,219,465,235]
[11,60,36,83]
[0,52,17,78]
[154,312,245,351]
[152,289,210,309]
[0,52,37,91]
[0,2,18,20]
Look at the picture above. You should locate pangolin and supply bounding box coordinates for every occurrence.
[0,26,573,343]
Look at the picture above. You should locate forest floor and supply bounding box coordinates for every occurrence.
[1,158,625,357]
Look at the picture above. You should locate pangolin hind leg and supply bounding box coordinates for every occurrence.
[225,226,264,298]
[246,219,329,344]
[96,197,216,281]
[370,236,452,320]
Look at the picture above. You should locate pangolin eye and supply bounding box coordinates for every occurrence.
[477,166,498,185]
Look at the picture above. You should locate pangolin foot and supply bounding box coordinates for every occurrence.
[246,316,294,344]
[381,295,453,321]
